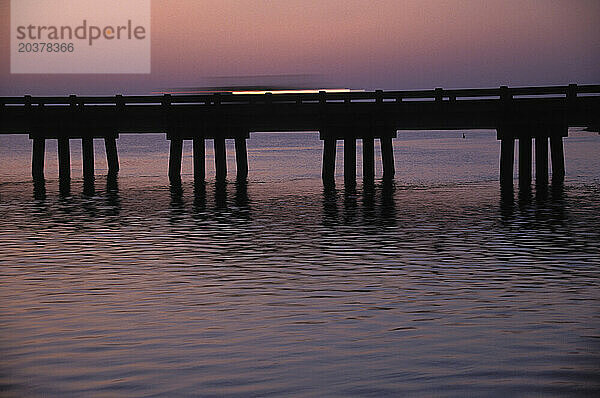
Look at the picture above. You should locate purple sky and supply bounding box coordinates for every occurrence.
[1,0,599,95]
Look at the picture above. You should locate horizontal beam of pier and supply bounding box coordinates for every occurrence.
[0,85,598,138]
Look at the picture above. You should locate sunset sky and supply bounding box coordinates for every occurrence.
[1,0,599,95]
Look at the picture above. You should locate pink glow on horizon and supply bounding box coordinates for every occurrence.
[1,0,599,95]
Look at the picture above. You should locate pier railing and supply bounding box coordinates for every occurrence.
[1,84,599,106]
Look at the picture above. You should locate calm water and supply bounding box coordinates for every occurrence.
[1,131,599,397]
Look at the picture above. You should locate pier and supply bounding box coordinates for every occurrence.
[1,84,599,189]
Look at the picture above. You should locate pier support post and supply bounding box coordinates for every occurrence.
[104,136,119,175]
[214,137,227,181]
[380,136,395,180]
[82,137,94,181]
[193,137,205,182]
[550,136,565,182]
[322,137,336,183]
[235,137,248,181]
[168,138,183,183]
[58,138,71,182]
[499,138,514,187]
[32,137,45,180]
[344,137,356,185]
[535,136,548,186]
[518,137,532,189]
[362,137,375,183]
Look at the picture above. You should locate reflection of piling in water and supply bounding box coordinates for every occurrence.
[380,180,396,225]
[343,184,358,222]
[234,180,250,208]
[322,181,398,226]
[193,181,206,212]
[322,184,338,222]
[106,173,118,193]
[105,174,120,214]
[518,186,533,208]
[362,182,376,220]
[192,180,251,220]
[83,178,95,197]
[33,178,46,200]
[215,180,227,209]
[169,180,184,207]
[499,185,515,221]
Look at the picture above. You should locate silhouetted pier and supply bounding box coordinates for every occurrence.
[1,84,599,190]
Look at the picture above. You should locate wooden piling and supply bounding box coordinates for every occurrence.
[499,138,514,187]
[550,136,565,182]
[535,136,548,186]
[104,137,119,175]
[344,137,356,185]
[168,138,183,183]
[322,137,336,182]
[362,137,375,182]
[235,137,248,181]
[193,137,205,182]
[214,137,227,181]
[32,137,45,180]
[518,137,532,189]
[58,138,70,182]
[380,136,395,180]
[82,137,94,181]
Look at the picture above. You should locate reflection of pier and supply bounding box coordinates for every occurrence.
[1,84,598,190]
